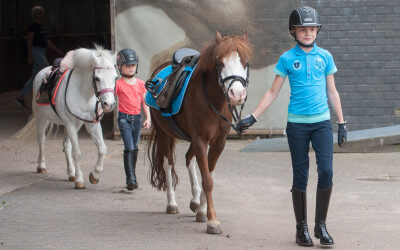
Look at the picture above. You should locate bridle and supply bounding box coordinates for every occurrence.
[203,60,250,134]
[65,66,115,123]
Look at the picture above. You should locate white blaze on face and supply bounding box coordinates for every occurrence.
[221,51,247,105]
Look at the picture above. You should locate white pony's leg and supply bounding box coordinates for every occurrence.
[84,123,106,184]
[187,157,201,213]
[65,124,85,189]
[36,118,48,174]
[164,157,179,214]
[196,171,214,222]
[63,130,75,182]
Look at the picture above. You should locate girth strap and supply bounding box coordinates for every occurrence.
[164,116,191,142]
[159,105,191,141]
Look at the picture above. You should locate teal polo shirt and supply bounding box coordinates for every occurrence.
[273,44,337,121]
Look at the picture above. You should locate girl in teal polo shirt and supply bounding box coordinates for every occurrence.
[236,6,347,247]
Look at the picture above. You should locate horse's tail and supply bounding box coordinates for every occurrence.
[12,116,60,140]
[147,125,178,191]
[12,115,37,140]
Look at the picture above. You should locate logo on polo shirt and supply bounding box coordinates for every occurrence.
[293,60,301,70]
[315,57,324,69]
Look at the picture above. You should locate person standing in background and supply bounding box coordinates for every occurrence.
[15,6,63,108]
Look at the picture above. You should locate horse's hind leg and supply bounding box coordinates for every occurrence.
[36,118,48,174]
[63,130,75,182]
[185,144,201,213]
[84,123,106,184]
[157,130,179,214]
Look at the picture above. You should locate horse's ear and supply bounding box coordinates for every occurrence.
[242,31,249,41]
[216,31,223,43]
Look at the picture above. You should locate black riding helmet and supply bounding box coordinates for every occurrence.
[289,6,322,48]
[117,48,139,78]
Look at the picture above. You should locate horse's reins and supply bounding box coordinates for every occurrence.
[64,67,115,123]
[203,61,250,134]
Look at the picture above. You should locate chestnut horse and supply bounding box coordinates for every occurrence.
[148,31,253,234]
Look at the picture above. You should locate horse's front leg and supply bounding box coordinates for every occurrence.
[65,124,85,189]
[193,139,222,234]
[84,123,107,184]
[63,130,76,182]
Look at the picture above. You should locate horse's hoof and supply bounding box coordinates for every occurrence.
[166,206,179,214]
[68,176,75,182]
[207,220,222,234]
[89,172,99,184]
[196,212,207,222]
[37,168,46,174]
[75,182,85,189]
[190,201,200,213]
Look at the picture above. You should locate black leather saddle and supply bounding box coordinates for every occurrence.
[146,48,200,109]
[172,48,199,70]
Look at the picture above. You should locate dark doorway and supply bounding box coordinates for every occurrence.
[0,0,111,93]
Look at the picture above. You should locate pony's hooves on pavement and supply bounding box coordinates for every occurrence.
[207,222,222,234]
[166,206,179,214]
[89,173,99,184]
[190,201,200,213]
[68,176,75,182]
[74,182,85,189]
[196,213,207,222]
[37,168,46,174]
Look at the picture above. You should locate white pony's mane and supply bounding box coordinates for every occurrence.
[72,44,115,70]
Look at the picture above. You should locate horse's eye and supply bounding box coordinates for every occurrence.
[93,76,100,81]
[219,62,225,67]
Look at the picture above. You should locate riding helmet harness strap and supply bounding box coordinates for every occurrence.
[64,67,114,123]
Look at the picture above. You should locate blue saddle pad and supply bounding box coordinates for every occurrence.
[145,65,196,117]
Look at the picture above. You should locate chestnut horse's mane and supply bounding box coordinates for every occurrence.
[197,34,253,73]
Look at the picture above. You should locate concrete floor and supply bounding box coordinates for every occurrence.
[0,91,400,249]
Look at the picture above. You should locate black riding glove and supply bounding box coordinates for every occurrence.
[338,122,347,148]
[235,114,257,133]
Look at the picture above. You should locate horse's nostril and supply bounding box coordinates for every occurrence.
[103,102,108,106]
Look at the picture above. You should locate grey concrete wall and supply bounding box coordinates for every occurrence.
[112,0,400,133]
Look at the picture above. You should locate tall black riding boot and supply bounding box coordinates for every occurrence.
[314,187,334,245]
[123,150,138,190]
[292,188,313,247]
[130,148,138,189]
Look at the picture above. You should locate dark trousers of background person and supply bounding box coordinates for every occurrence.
[19,46,49,98]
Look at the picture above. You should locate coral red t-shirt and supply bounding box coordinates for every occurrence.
[115,78,147,115]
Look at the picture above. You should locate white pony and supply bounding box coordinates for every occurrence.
[32,46,117,189]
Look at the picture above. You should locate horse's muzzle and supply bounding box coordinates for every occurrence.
[228,88,247,106]
[101,101,115,112]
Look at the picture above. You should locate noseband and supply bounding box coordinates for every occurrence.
[65,67,115,123]
[203,61,250,134]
